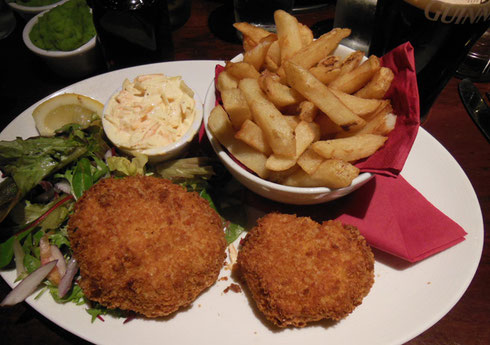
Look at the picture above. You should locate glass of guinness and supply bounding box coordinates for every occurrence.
[368,0,490,121]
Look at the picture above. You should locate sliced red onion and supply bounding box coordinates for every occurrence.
[50,245,66,278]
[58,258,79,298]
[54,180,71,194]
[1,260,57,306]
[13,237,25,277]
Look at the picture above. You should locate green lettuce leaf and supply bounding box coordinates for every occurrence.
[107,155,148,176]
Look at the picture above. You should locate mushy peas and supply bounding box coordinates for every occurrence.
[104,74,196,152]
[29,0,95,51]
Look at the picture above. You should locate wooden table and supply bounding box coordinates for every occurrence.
[0,1,488,344]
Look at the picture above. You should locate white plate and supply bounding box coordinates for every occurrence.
[0,61,483,345]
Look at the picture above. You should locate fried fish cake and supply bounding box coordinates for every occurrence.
[68,176,227,318]
[237,213,374,327]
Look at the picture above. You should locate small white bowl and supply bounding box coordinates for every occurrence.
[102,84,204,163]
[203,80,373,205]
[8,0,67,19]
[22,8,99,79]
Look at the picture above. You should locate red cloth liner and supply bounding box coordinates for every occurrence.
[208,43,466,262]
[355,42,420,177]
[335,175,467,263]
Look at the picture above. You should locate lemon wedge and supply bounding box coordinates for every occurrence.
[33,93,104,136]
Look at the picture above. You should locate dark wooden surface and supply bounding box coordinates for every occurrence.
[0,1,489,344]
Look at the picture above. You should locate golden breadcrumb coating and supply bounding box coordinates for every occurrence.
[68,176,226,318]
[237,213,374,327]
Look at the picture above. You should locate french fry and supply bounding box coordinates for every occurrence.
[216,70,238,92]
[283,114,301,130]
[318,55,341,68]
[330,88,385,117]
[329,55,381,94]
[233,22,272,46]
[274,10,303,63]
[260,74,304,108]
[297,147,324,175]
[243,36,256,52]
[315,112,343,138]
[208,105,269,178]
[266,154,296,171]
[225,61,261,80]
[266,120,320,171]
[311,159,360,188]
[338,51,364,76]
[267,165,300,184]
[264,40,281,72]
[235,119,272,155]
[288,28,351,69]
[362,99,393,122]
[239,78,296,157]
[284,61,366,131]
[243,37,275,71]
[298,23,314,47]
[312,134,388,162]
[298,101,318,122]
[283,159,359,188]
[355,67,395,99]
[294,120,320,158]
[339,112,396,138]
[309,55,342,84]
[221,88,253,130]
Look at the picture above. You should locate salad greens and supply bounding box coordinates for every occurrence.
[0,117,247,321]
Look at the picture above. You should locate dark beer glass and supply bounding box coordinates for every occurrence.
[369,0,490,121]
[234,0,294,31]
[88,0,174,71]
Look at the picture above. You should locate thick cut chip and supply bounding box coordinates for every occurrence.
[275,9,303,63]
[239,78,296,158]
[329,55,381,94]
[244,37,275,71]
[355,67,395,99]
[330,88,385,117]
[260,75,304,108]
[216,71,238,92]
[311,134,388,162]
[221,88,253,130]
[288,28,351,70]
[235,119,272,155]
[283,159,359,188]
[284,61,366,131]
[297,147,324,175]
[226,61,261,80]
[208,105,269,178]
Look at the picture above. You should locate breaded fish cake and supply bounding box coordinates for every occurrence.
[68,176,226,318]
[237,213,374,327]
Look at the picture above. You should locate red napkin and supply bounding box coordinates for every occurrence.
[335,175,467,262]
[207,43,467,263]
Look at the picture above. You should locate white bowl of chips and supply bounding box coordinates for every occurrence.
[203,78,375,205]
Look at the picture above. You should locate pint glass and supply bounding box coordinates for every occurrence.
[234,0,294,31]
[369,0,490,120]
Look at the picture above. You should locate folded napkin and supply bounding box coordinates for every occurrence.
[208,42,467,263]
[335,175,467,263]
